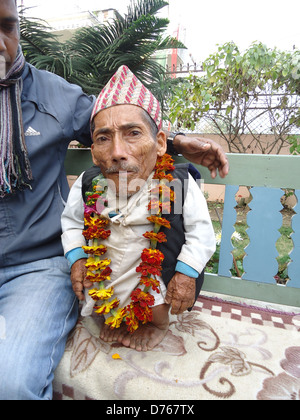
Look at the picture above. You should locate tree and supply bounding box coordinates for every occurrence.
[168,42,300,154]
[20,0,185,114]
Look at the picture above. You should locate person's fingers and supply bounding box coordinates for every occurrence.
[72,280,85,301]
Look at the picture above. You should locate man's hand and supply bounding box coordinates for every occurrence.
[70,259,92,301]
[173,135,229,179]
[165,272,196,315]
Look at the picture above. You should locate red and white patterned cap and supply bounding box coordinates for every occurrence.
[91,65,162,130]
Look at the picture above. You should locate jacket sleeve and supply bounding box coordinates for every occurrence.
[61,80,95,147]
[61,173,86,255]
[176,174,216,274]
[29,64,95,147]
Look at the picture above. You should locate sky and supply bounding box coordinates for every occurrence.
[20,0,300,63]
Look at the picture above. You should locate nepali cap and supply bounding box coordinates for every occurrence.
[91,65,162,130]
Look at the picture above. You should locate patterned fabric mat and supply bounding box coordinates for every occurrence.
[53,295,300,401]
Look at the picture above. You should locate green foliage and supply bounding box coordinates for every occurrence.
[289,132,300,154]
[169,42,300,154]
[20,14,74,80]
[20,0,185,113]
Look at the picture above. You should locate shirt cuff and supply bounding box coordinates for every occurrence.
[175,261,199,278]
[65,247,87,268]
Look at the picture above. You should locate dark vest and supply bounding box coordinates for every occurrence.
[82,164,204,310]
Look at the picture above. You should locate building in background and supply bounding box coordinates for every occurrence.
[39,6,198,76]
[44,8,122,41]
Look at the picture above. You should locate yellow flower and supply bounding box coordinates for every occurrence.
[85,258,111,271]
[84,215,109,228]
[94,298,120,315]
[82,245,107,256]
[112,353,122,360]
[89,287,114,301]
[105,308,127,329]
[125,304,140,333]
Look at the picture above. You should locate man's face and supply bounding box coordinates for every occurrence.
[91,104,167,197]
[0,0,19,77]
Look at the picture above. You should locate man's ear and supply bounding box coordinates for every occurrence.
[156,130,167,157]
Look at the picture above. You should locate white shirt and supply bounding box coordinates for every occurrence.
[61,171,216,313]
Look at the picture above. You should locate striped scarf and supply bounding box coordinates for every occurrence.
[0,46,33,198]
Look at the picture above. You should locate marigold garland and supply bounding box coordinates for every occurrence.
[82,154,175,333]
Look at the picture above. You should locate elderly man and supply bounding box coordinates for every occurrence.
[61,65,216,352]
[0,0,228,400]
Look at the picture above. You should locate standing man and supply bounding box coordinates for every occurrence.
[0,0,228,400]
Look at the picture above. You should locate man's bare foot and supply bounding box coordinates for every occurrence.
[121,303,170,352]
[100,322,128,343]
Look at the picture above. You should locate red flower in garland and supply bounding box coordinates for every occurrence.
[86,193,102,207]
[154,154,175,173]
[141,248,164,266]
[143,231,167,243]
[147,216,171,229]
[139,276,160,293]
[84,215,109,228]
[136,262,162,277]
[86,266,112,282]
[131,288,155,307]
[132,303,153,324]
[153,172,174,182]
[125,305,140,333]
[153,154,175,182]
[83,226,111,241]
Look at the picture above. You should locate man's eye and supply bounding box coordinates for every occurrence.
[2,23,16,33]
[130,130,141,136]
[96,136,109,143]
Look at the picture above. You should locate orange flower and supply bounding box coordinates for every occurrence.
[89,286,114,301]
[86,267,112,282]
[153,172,174,182]
[141,248,164,266]
[85,258,111,271]
[147,198,161,213]
[139,276,160,293]
[112,353,122,360]
[147,216,171,229]
[143,231,167,243]
[132,303,153,324]
[105,308,128,329]
[136,262,162,277]
[83,226,111,240]
[154,154,175,173]
[86,193,102,207]
[125,304,140,333]
[131,288,155,308]
[94,298,120,315]
[150,184,174,197]
[82,245,108,256]
[84,215,109,228]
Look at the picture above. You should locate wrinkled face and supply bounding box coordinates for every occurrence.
[91,104,167,197]
[0,0,19,77]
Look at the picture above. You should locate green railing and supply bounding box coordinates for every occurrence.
[65,149,300,308]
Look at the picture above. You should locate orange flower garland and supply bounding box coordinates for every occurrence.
[82,154,175,333]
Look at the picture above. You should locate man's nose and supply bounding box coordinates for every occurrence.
[111,136,128,162]
[0,29,7,53]
[0,38,6,54]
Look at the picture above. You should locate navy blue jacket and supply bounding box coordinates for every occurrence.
[0,63,95,267]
